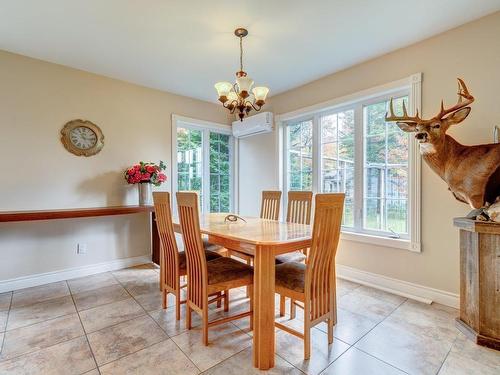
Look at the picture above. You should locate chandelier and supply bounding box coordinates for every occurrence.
[215,28,269,121]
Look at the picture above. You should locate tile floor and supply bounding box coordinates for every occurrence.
[0,264,498,374]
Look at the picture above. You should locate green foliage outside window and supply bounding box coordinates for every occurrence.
[177,127,231,213]
[286,95,409,236]
[209,132,231,213]
[177,128,203,207]
[364,97,409,234]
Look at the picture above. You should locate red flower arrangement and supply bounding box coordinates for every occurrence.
[125,161,167,186]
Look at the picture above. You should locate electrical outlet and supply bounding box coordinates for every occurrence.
[77,243,87,254]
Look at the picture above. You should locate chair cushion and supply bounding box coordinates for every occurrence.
[275,261,306,293]
[207,257,253,285]
[178,249,222,271]
[203,238,224,253]
[275,251,306,264]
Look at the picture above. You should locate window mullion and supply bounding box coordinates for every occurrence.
[202,129,210,213]
[354,103,364,231]
[336,118,340,194]
[312,114,321,194]
[384,118,389,232]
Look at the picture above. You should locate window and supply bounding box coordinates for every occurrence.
[364,97,408,235]
[209,132,231,212]
[287,120,313,191]
[286,96,408,237]
[177,128,203,205]
[173,116,235,214]
[320,110,355,227]
[280,74,421,251]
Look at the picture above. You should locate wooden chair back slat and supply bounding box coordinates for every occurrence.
[153,192,179,290]
[305,193,344,321]
[260,190,282,220]
[176,192,207,310]
[286,191,313,224]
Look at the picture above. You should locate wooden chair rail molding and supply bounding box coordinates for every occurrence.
[0,205,154,222]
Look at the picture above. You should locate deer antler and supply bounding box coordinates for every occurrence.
[435,78,474,119]
[385,98,422,123]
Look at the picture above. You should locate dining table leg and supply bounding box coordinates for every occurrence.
[252,245,275,370]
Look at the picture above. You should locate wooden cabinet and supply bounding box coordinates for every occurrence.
[454,218,500,350]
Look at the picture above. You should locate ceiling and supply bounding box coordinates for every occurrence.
[1,1,499,102]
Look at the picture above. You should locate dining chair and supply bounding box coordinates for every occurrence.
[260,190,282,220]
[276,190,312,264]
[153,192,224,320]
[277,191,312,318]
[176,192,254,345]
[274,193,345,359]
[228,190,283,266]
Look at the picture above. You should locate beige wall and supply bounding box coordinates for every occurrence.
[0,50,229,282]
[2,11,499,294]
[238,132,280,216]
[243,12,500,294]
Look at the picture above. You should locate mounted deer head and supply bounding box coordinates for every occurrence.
[385,78,500,209]
[387,78,474,154]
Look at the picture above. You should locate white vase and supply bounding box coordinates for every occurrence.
[138,183,152,206]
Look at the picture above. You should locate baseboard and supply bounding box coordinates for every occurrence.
[0,255,152,293]
[0,256,459,308]
[336,264,459,309]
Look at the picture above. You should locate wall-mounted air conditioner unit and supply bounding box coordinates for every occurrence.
[232,112,274,138]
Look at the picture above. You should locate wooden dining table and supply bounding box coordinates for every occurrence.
[172,213,312,370]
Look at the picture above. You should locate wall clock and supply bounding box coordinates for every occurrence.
[60,119,104,157]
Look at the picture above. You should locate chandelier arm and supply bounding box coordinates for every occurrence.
[222,99,238,109]
[245,100,262,112]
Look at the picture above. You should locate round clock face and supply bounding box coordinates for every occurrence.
[61,120,104,157]
[70,126,97,150]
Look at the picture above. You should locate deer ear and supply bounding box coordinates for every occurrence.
[445,107,471,125]
[396,122,417,132]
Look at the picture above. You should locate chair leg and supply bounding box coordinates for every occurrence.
[290,299,296,319]
[186,304,192,330]
[279,295,285,317]
[216,291,222,308]
[304,323,311,360]
[159,252,164,291]
[332,285,338,325]
[248,285,254,331]
[304,302,311,360]
[202,309,209,346]
[175,290,181,321]
[162,289,167,309]
[224,290,229,312]
[327,318,334,344]
[245,258,251,298]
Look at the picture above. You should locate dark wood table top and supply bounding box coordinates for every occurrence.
[0,205,154,222]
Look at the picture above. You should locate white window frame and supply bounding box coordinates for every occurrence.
[171,114,238,215]
[276,74,422,252]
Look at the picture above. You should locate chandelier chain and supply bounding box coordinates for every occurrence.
[239,36,243,72]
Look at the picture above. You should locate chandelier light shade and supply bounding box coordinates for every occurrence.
[252,86,269,103]
[214,81,233,98]
[215,28,269,121]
